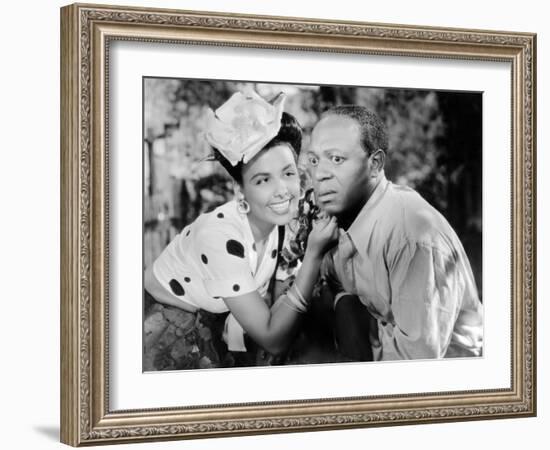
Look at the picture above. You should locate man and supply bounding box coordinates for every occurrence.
[306,105,483,360]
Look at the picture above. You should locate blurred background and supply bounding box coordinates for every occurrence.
[144,78,482,296]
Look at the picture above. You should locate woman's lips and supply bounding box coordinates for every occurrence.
[268,198,292,214]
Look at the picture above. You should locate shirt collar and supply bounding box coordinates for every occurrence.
[346,174,389,250]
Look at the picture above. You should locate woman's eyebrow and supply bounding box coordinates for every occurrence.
[249,164,294,181]
[249,171,270,181]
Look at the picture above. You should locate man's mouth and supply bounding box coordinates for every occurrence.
[317,190,337,202]
[268,198,292,214]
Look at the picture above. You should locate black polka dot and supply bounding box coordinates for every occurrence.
[271,249,277,258]
[201,254,208,264]
[184,277,191,283]
[169,279,185,296]
[233,284,240,292]
[185,229,190,237]
[252,243,256,251]
[226,239,245,258]
[217,212,224,218]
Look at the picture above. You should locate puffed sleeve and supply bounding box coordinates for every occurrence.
[380,241,464,360]
[194,224,257,299]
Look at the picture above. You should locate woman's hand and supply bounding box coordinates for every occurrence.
[305,215,339,258]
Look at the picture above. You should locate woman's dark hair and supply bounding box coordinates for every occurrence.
[212,111,302,184]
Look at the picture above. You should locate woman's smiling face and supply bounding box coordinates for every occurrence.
[241,143,301,231]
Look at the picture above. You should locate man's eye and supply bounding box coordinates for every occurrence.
[331,155,345,164]
[308,155,319,166]
[285,171,297,177]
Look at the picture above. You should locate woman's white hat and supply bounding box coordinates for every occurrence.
[204,89,286,166]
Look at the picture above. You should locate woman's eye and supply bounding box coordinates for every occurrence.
[255,177,268,185]
[331,155,344,164]
[285,171,297,177]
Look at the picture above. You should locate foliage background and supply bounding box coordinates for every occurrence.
[144,79,482,294]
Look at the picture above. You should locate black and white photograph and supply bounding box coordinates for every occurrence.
[55,1,538,446]
[142,79,484,371]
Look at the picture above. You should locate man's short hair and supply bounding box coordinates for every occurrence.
[323,105,388,156]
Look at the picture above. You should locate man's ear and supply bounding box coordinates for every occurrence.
[370,149,386,174]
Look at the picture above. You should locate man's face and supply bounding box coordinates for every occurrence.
[307,115,372,218]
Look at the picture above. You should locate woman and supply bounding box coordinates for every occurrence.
[144,90,338,369]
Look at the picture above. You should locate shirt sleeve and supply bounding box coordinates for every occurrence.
[195,224,257,299]
[380,241,464,360]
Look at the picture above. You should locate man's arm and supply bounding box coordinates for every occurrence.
[380,242,462,360]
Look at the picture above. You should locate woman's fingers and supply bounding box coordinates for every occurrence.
[319,215,336,228]
[319,217,338,240]
[324,216,337,233]
[315,209,329,221]
[331,221,340,239]
[312,216,329,230]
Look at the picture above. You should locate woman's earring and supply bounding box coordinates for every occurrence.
[236,193,250,215]
[233,183,250,215]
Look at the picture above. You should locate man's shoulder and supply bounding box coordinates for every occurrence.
[386,183,449,243]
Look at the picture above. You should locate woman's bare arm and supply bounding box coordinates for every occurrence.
[224,216,338,354]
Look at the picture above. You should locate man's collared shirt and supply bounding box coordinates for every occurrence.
[322,175,483,360]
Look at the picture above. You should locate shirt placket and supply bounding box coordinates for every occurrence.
[336,233,357,294]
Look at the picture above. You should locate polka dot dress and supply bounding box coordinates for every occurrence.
[150,200,283,313]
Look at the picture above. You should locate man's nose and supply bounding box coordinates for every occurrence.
[314,161,333,182]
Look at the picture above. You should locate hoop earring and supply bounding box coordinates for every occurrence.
[237,195,250,215]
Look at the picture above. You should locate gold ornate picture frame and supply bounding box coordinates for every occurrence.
[60,2,536,446]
